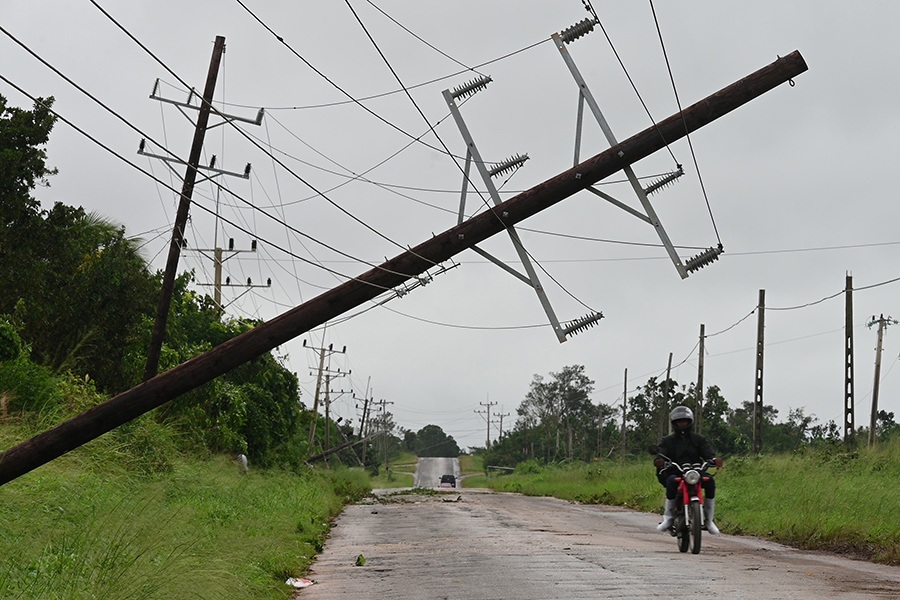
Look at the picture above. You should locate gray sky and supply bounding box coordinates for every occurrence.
[3,1,899,450]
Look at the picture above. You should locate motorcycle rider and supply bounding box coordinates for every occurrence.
[654,406,724,534]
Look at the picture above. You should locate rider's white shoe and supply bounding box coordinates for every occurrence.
[657,498,677,531]
[704,498,720,535]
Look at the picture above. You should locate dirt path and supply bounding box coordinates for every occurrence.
[296,488,900,599]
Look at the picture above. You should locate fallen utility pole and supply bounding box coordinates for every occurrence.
[0,51,807,486]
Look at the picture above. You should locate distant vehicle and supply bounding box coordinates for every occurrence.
[439,474,456,488]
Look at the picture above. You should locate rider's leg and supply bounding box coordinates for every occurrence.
[701,477,720,534]
[657,475,679,531]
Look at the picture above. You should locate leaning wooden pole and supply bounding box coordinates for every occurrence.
[0,51,808,486]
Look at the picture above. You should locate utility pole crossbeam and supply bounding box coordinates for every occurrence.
[0,51,808,486]
[552,19,723,280]
[444,80,593,344]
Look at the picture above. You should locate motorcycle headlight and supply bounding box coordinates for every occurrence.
[684,469,701,485]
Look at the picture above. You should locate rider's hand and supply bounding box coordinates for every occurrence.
[714,457,724,468]
[654,458,665,469]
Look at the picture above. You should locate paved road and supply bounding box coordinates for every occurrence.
[413,456,460,488]
[296,488,900,599]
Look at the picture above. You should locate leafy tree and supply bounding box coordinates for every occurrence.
[408,424,460,457]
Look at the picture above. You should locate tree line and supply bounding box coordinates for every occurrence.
[483,364,900,468]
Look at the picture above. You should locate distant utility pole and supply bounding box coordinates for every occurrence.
[374,399,395,473]
[844,274,856,444]
[304,335,346,456]
[476,399,497,449]
[697,324,705,434]
[191,238,270,310]
[496,411,510,439]
[658,352,672,442]
[355,376,372,464]
[752,289,766,453]
[867,314,897,446]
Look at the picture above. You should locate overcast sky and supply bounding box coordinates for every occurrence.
[3,1,900,451]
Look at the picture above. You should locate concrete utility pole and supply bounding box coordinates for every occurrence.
[620,368,627,460]
[867,314,896,446]
[844,274,856,444]
[144,36,225,381]
[496,411,510,440]
[192,238,268,310]
[0,51,808,486]
[752,289,766,453]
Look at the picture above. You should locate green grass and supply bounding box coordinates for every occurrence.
[0,433,371,599]
[478,442,900,564]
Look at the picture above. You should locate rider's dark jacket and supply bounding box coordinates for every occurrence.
[656,431,716,485]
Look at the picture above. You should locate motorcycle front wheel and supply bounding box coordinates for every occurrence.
[689,500,702,554]
[676,513,689,553]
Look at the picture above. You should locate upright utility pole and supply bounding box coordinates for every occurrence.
[620,368,627,460]
[697,324,705,434]
[476,399,497,449]
[304,336,347,456]
[0,51,808,486]
[144,36,225,381]
[844,274,856,444]
[658,352,672,441]
[867,314,896,446]
[752,289,766,453]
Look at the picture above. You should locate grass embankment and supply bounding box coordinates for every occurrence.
[0,425,371,599]
[473,441,900,565]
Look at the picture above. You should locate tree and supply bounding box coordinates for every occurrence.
[409,424,460,457]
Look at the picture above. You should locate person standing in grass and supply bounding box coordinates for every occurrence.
[653,406,723,534]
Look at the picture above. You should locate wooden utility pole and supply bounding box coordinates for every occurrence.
[144,36,225,381]
[844,274,855,444]
[697,324,705,434]
[659,352,672,441]
[867,314,896,446]
[477,400,497,449]
[0,51,808,486]
[752,289,766,453]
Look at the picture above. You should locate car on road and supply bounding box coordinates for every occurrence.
[439,474,456,488]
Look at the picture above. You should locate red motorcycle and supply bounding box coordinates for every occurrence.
[650,446,716,554]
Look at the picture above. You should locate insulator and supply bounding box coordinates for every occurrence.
[488,154,529,178]
[643,166,684,196]
[559,18,596,44]
[450,75,492,100]
[228,238,234,250]
[209,155,217,169]
[138,138,146,153]
[243,163,252,178]
[684,244,724,274]
[562,312,604,337]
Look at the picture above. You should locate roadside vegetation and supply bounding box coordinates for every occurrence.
[470,439,900,565]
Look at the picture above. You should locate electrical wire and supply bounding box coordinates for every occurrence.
[648,0,720,245]
[86,0,443,274]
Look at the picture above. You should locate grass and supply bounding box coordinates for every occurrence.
[0,426,371,599]
[477,441,900,564]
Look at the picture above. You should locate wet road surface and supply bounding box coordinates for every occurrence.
[297,488,900,599]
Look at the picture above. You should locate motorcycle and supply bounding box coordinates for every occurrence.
[648,445,716,554]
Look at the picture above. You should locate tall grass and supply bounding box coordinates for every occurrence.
[0,439,371,599]
[477,441,900,564]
